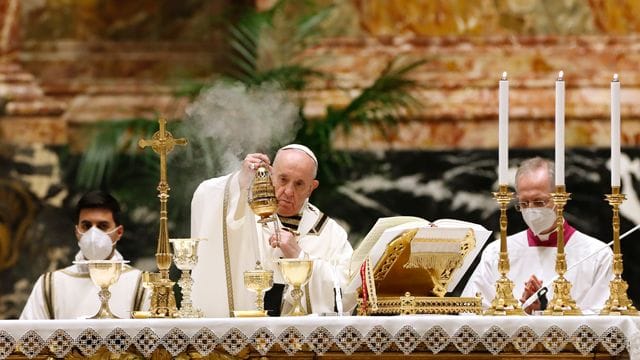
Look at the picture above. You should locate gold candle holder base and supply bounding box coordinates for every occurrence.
[600,273,638,315]
[544,276,581,315]
[543,185,581,316]
[485,185,525,316]
[484,276,526,316]
[600,187,638,316]
[143,271,178,318]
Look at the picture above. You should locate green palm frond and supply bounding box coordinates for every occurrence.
[339,58,426,129]
[296,57,426,186]
[293,5,334,43]
[226,0,330,89]
[76,119,160,190]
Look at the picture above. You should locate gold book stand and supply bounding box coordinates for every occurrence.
[357,228,482,315]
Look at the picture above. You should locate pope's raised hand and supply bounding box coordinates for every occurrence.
[268,230,301,258]
[239,153,271,190]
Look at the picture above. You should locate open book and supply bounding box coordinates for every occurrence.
[347,216,492,294]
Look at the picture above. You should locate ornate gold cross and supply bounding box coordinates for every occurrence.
[138,117,188,188]
[137,117,187,317]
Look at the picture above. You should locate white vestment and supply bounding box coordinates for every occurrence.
[20,251,149,319]
[462,227,613,312]
[191,173,356,317]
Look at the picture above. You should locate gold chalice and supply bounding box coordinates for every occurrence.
[170,238,205,318]
[277,259,314,316]
[74,260,128,319]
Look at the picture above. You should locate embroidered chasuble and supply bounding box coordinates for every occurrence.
[190,172,356,317]
[462,224,613,313]
[20,250,149,319]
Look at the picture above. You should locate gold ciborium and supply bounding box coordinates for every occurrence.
[234,261,274,317]
[170,238,205,318]
[75,260,127,319]
[277,259,314,316]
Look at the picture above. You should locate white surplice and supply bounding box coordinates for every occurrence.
[462,227,613,312]
[20,250,149,319]
[190,172,356,317]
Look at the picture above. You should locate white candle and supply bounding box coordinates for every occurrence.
[499,71,509,184]
[611,73,621,187]
[555,71,565,186]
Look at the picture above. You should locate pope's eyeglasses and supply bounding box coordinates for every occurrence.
[515,199,551,212]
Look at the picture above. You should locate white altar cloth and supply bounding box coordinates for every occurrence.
[1,315,639,358]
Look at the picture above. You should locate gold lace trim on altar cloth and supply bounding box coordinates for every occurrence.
[0,323,631,358]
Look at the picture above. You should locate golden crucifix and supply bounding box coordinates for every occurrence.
[137,117,187,317]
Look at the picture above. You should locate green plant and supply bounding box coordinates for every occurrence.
[298,58,426,187]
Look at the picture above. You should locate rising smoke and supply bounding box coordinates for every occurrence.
[184,81,301,176]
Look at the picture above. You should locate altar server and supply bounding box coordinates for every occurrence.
[20,191,148,319]
[463,157,613,313]
[191,144,356,317]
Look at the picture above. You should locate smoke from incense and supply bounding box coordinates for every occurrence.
[185,81,300,175]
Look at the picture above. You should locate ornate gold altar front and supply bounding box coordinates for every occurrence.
[357,227,482,315]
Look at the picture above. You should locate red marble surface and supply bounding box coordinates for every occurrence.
[300,35,640,150]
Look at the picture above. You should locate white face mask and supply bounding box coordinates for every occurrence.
[521,207,557,236]
[77,226,117,260]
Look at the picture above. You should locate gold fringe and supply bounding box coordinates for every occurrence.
[404,253,462,270]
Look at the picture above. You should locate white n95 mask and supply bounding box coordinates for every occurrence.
[521,207,556,236]
[77,226,117,260]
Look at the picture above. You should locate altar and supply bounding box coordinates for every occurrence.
[1,315,638,359]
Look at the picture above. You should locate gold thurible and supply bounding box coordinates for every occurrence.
[137,118,187,318]
[600,186,638,315]
[249,164,279,223]
[485,184,525,315]
[544,185,581,315]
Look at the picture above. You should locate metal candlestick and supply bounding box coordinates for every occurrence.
[485,184,524,315]
[601,186,638,315]
[137,118,187,318]
[544,185,581,315]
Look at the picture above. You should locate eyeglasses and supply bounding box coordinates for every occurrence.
[515,199,551,211]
